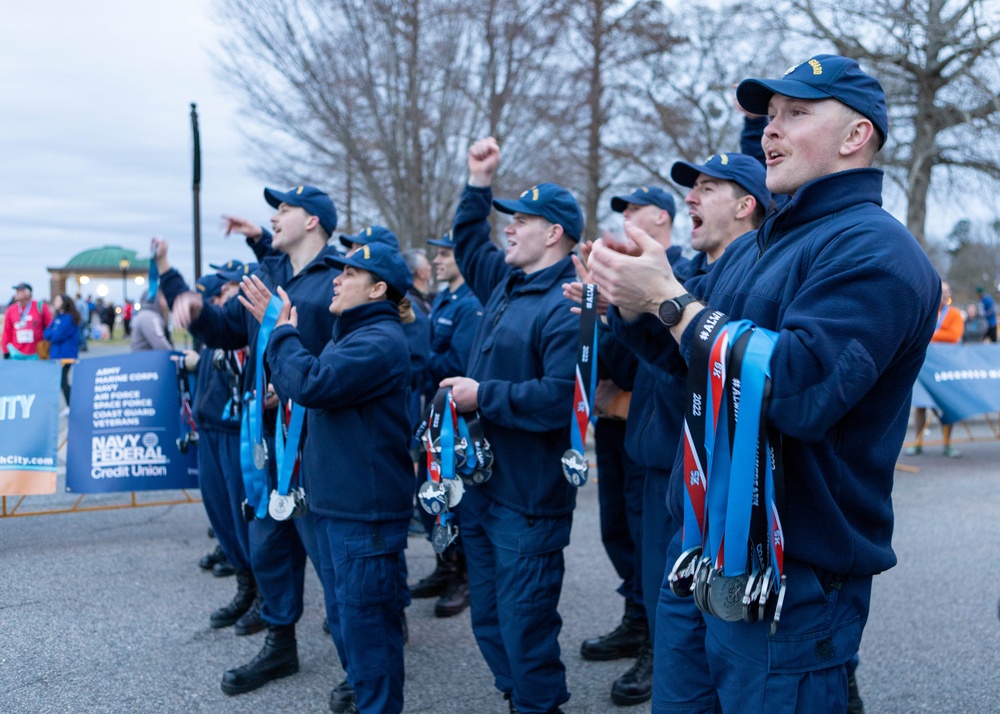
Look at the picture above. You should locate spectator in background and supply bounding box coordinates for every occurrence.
[130,292,172,352]
[2,282,53,359]
[75,294,90,352]
[43,294,81,415]
[907,281,964,458]
[123,300,134,337]
[403,248,434,314]
[102,302,116,339]
[976,285,996,342]
[963,301,988,344]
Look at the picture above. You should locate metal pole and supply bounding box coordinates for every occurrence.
[190,103,202,281]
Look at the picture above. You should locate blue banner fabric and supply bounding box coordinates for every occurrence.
[915,344,1000,425]
[0,361,60,494]
[66,351,199,493]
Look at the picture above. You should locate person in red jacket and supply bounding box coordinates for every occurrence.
[2,282,52,359]
[906,280,964,457]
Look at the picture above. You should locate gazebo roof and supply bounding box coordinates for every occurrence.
[51,245,149,272]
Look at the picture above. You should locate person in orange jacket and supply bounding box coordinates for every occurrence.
[906,280,964,457]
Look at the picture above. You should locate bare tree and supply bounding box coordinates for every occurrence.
[606,2,787,198]
[946,218,1000,302]
[768,0,1000,248]
[213,0,574,247]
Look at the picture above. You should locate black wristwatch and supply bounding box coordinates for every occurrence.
[657,293,701,327]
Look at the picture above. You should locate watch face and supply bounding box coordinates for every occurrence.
[658,299,681,326]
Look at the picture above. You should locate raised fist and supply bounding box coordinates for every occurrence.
[468,137,500,187]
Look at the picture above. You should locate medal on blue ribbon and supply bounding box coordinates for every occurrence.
[563,282,599,487]
[239,295,283,521]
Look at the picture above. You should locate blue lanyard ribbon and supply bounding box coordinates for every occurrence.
[570,283,599,459]
[723,325,775,575]
[147,245,159,303]
[239,295,283,518]
[274,400,305,497]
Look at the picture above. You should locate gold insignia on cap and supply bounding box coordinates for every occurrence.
[296,186,304,194]
[366,227,372,236]
[641,186,649,193]
[808,59,822,75]
[720,154,729,165]
[362,245,370,260]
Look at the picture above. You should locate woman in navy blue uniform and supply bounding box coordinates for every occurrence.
[239,242,415,714]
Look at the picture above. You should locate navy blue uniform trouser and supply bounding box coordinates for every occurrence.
[595,418,645,620]
[653,528,870,714]
[315,517,408,714]
[461,486,572,714]
[197,427,250,572]
[248,431,323,626]
[642,467,678,640]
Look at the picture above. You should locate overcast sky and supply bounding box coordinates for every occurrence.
[1,1,269,305]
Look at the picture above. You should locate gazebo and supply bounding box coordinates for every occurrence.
[47,246,150,302]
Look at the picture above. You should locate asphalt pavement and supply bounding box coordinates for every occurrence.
[2,343,998,712]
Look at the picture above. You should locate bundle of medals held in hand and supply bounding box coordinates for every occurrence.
[415,387,494,553]
[667,311,788,634]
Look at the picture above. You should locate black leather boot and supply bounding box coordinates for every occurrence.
[847,668,866,714]
[213,557,237,577]
[610,641,653,705]
[329,678,357,713]
[234,593,265,636]
[199,544,225,571]
[220,624,298,695]
[210,570,256,628]
[410,551,457,598]
[580,603,648,661]
[434,552,469,617]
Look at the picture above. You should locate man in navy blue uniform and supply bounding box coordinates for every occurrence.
[182,267,263,634]
[588,55,940,714]
[442,137,580,714]
[581,186,682,706]
[164,185,340,696]
[408,231,484,618]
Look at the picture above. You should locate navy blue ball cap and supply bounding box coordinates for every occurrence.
[339,225,401,252]
[195,274,227,299]
[493,183,585,242]
[737,55,888,148]
[324,242,414,298]
[610,186,676,220]
[263,185,338,237]
[209,259,258,283]
[427,230,455,249]
[671,153,772,213]
[12,282,32,292]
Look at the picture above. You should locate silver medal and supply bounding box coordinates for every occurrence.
[693,557,713,614]
[561,449,589,487]
[291,487,308,517]
[742,571,763,624]
[430,522,454,553]
[758,566,775,623]
[769,574,788,636]
[707,572,750,622]
[667,546,702,598]
[253,440,268,470]
[443,477,465,508]
[418,480,447,515]
[268,490,295,521]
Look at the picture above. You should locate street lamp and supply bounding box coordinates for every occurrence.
[119,258,130,304]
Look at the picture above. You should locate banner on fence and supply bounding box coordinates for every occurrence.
[0,361,60,495]
[66,351,198,493]
[915,343,1000,425]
